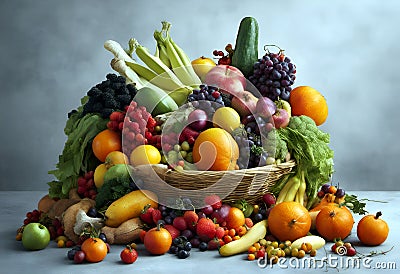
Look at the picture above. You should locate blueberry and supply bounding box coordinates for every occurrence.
[164,215,173,224]
[169,245,179,254]
[199,242,208,252]
[87,208,97,218]
[67,249,76,260]
[177,249,190,259]
[99,233,107,243]
[184,241,192,251]
[254,213,264,222]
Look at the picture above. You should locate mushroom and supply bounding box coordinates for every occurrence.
[73,209,104,236]
[62,198,102,243]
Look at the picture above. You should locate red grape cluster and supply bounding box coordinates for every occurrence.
[77,171,97,199]
[23,209,43,225]
[20,209,66,241]
[106,111,126,132]
[122,101,157,155]
[48,218,65,240]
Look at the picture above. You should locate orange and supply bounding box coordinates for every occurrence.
[192,128,239,171]
[289,86,328,126]
[130,145,161,166]
[92,129,122,162]
[226,207,246,230]
[81,237,108,263]
[357,211,389,246]
[315,204,354,241]
[267,201,311,242]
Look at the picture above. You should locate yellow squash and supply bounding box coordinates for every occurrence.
[219,220,267,256]
[105,190,158,227]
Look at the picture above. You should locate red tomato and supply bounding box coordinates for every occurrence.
[120,246,138,264]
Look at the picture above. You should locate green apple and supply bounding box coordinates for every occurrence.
[22,223,50,250]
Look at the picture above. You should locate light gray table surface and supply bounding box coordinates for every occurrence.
[1,191,399,274]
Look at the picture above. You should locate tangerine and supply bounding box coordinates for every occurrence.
[92,129,122,162]
[192,128,239,171]
[130,145,161,166]
[315,204,354,241]
[289,86,328,126]
[357,211,389,246]
[80,237,108,263]
[226,207,246,230]
[267,201,311,242]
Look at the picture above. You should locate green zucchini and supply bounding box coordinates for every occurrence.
[231,17,259,77]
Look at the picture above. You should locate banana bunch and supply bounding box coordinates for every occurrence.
[104,21,201,114]
[276,171,307,207]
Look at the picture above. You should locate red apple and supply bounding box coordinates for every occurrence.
[256,97,276,118]
[204,65,246,95]
[188,109,208,131]
[272,108,290,128]
[231,91,258,117]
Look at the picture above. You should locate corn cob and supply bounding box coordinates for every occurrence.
[129,38,183,85]
[125,60,183,91]
[154,31,171,68]
[155,21,201,86]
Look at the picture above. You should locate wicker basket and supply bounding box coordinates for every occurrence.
[133,160,295,206]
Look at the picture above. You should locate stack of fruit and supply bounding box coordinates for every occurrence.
[15,16,391,267]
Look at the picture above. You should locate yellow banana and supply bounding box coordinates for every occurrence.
[291,235,325,250]
[219,220,267,256]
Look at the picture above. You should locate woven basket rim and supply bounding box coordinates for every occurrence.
[162,159,296,176]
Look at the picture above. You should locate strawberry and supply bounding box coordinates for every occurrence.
[207,238,223,250]
[196,218,216,242]
[183,211,199,231]
[140,204,155,225]
[151,209,162,224]
[204,194,222,210]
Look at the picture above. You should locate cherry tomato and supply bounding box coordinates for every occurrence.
[120,245,138,264]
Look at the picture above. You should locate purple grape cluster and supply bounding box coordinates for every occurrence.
[188,85,224,104]
[249,48,296,101]
[187,84,224,119]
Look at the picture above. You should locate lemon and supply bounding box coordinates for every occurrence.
[94,163,108,188]
[212,107,241,133]
[130,145,161,166]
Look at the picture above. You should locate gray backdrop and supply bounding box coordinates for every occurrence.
[1,0,399,191]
